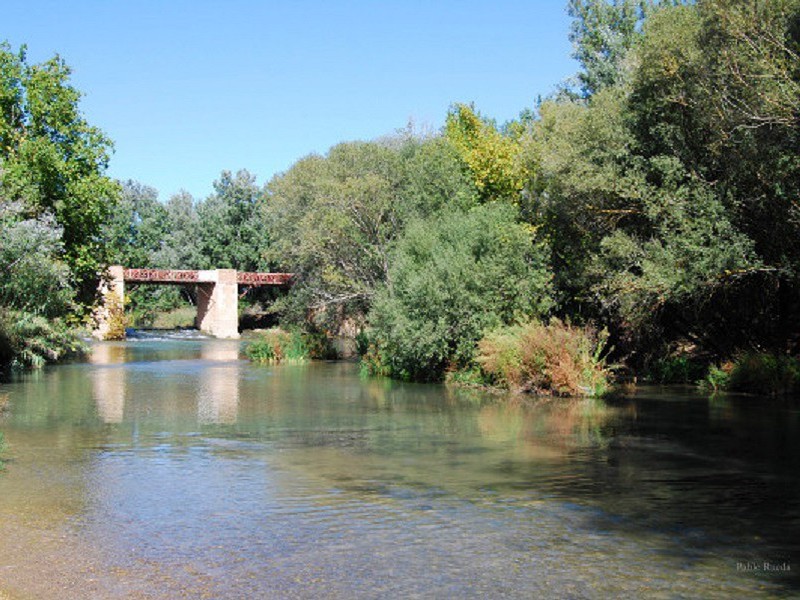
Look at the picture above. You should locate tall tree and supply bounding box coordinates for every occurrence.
[265,136,477,329]
[156,190,203,269]
[568,0,682,97]
[104,180,168,268]
[0,42,119,298]
[196,169,268,272]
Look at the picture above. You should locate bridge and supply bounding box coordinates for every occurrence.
[94,265,293,340]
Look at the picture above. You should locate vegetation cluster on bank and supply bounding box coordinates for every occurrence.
[1,1,799,398]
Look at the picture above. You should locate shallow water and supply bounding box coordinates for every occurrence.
[0,335,798,598]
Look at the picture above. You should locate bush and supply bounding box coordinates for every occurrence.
[366,204,553,381]
[704,353,800,396]
[647,355,706,384]
[0,309,87,369]
[701,362,733,394]
[246,329,309,364]
[0,201,76,318]
[475,319,612,397]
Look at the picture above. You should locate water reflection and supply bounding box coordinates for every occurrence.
[0,341,797,598]
[197,342,240,424]
[90,340,242,426]
[91,343,127,423]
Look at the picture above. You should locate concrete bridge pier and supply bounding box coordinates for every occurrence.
[196,269,240,339]
[93,265,126,340]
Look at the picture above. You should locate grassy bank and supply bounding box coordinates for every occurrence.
[246,329,310,364]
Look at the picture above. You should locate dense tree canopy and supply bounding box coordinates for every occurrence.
[264,135,478,328]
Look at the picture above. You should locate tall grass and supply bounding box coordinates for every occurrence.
[476,319,612,397]
[246,328,309,364]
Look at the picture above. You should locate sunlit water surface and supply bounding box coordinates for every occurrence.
[0,334,798,598]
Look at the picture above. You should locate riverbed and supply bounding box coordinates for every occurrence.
[0,335,797,598]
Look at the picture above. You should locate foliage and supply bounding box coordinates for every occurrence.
[702,353,800,396]
[523,0,800,367]
[476,319,612,397]
[568,0,644,97]
[444,103,525,203]
[647,355,706,384]
[701,362,733,394]
[265,136,477,330]
[246,328,309,364]
[196,170,270,272]
[150,306,196,329]
[104,181,169,267]
[0,200,74,318]
[156,190,204,269]
[0,308,86,369]
[0,42,119,295]
[365,203,553,382]
[567,0,684,97]
[100,289,127,341]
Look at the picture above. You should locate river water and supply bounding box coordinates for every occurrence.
[0,335,798,598]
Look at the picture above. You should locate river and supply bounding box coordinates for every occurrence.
[0,334,798,598]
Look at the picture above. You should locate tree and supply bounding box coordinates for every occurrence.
[0,198,73,318]
[155,190,203,269]
[265,136,477,330]
[196,169,269,272]
[367,203,553,381]
[104,180,169,267]
[568,0,643,97]
[445,103,525,204]
[0,42,119,298]
[527,0,799,361]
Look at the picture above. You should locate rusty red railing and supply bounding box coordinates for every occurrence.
[122,268,292,286]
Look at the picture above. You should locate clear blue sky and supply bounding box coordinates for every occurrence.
[4,1,577,200]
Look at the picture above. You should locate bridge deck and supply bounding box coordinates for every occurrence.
[122,268,292,286]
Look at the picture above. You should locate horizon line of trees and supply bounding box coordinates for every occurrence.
[1,0,798,385]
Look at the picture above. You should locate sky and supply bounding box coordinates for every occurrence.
[4,1,577,200]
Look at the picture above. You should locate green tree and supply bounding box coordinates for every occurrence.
[156,190,203,269]
[265,136,476,329]
[567,0,682,97]
[0,199,73,318]
[0,42,119,297]
[367,203,553,381]
[527,0,799,361]
[104,180,169,267]
[196,169,269,272]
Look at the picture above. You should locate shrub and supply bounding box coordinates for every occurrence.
[476,319,612,397]
[367,204,553,381]
[0,309,87,369]
[102,291,127,341]
[699,362,732,394]
[648,355,706,384]
[702,353,800,396]
[246,329,309,364]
